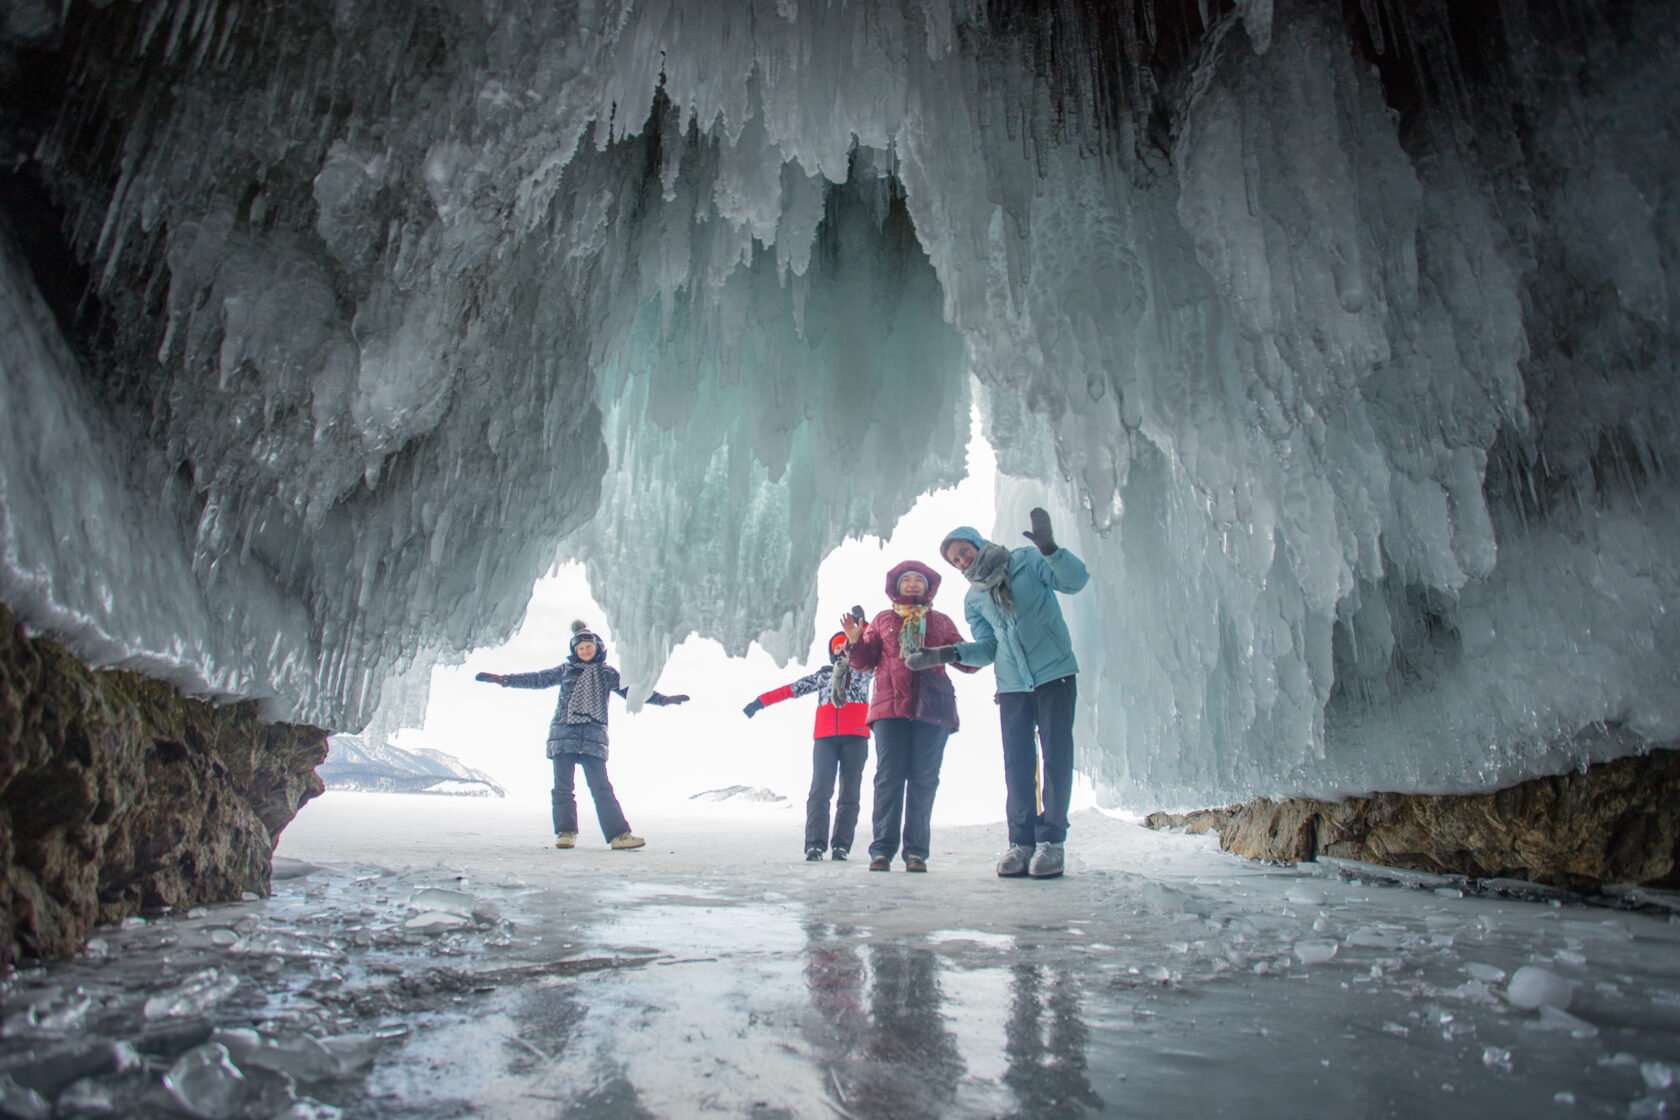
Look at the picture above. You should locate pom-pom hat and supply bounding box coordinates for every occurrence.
[569,619,605,658]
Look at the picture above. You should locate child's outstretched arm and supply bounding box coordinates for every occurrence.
[476,667,565,688]
[744,666,831,716]
[610,671,689,707]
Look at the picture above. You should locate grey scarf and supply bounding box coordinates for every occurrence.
[565,661,614,723]
[829,650,851,706]
[965,542,1015,614]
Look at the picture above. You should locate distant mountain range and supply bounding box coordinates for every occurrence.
[320,735,506,797]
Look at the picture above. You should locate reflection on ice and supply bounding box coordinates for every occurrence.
[2,800,1677,1116]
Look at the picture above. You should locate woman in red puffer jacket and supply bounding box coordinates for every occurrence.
[840,559,977,874]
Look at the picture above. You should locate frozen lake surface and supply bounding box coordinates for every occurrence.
[3,791,1678,1117]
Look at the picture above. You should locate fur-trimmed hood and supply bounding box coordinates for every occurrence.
[884,559,941,604]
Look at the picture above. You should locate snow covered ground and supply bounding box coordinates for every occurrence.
[5,792,1677,1118]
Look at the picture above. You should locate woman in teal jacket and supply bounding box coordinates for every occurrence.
[910,509,1088,880]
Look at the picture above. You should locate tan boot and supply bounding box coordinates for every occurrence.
[609,832,645,850]
[554,832,577,849]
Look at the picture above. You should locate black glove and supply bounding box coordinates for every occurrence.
[653,693,690,706]
[474,672,504,684]
[903,645,960,671]
[1023,507,1057,555]
[743,698,764,718]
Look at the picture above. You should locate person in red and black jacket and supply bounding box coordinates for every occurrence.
[744,625,875,862]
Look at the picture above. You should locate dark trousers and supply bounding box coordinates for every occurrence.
[998,675,1078,846]
[868,718,950,861]
[806,735,869,853]
[551,754,630,840]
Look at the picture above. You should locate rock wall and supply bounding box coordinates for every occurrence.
[0,604,327,965]
[1147,749,1680,891]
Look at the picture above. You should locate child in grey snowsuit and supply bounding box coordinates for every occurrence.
[477,620,688,850]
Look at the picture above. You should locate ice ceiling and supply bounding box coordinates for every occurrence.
[0,0,1676,808]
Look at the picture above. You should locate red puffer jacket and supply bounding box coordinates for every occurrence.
[846,559,976,731]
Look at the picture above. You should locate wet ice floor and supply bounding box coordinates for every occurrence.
[4,794,1679,1118]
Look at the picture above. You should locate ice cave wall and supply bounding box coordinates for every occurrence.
[0,0,1676,809]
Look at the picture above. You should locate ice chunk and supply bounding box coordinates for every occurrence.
[274,1101,345,1120]
[1481,1045,1512,1072]
[405,912,472,935]
[408,888,477,917]
[1464,963,1506,983]
[162,1043,247,1120]
[54,1078,119,1116]
[233,931,338,959]
[0,1042,135,1100]
[144,969,240,1019]
[1505,966,1573,1011]
[1532,1006,1598,1038]
[1344,926,1402,949]
[1293,940,1339,964]
[1,990,91,1037]
[243,1034,340,1082]
[320,1034,379,1074]
[1641,1061,1675,1091]
[0,1076,48,1120]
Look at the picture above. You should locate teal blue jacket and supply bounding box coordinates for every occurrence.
[945,529,1089,693]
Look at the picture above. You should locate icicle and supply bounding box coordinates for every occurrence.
[191,0,220,71]
[137,0,170,55]
[1242,0,1273,54]
[1361,0,1386,55]
[163,0,192,62]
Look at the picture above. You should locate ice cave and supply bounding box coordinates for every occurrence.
[0,0,1678,1114]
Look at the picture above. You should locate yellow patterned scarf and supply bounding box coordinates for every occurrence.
[893,603,929,656]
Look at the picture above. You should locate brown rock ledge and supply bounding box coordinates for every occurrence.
[1146,748,1680,892]
[0,603,328,965]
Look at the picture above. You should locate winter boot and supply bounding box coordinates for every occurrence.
[554,832,577,849]
[904,856,927,873]
[1028,842,1064,879]
[806,847,825,861]
[830,848,849,861]
[996,844,1032,878]
[610,832,646,850]
[868,856,891,872]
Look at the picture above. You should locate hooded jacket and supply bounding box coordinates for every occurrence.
[939,526,1089,693]
[846,559,976,731]
[502,641,681,760]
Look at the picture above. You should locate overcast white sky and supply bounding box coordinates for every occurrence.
[389,411,1095,833]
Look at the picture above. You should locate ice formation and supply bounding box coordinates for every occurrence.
[0,0,1676,807]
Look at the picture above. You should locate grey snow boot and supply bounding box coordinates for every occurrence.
[996,844,1033,878]
[1028,842,1064,879]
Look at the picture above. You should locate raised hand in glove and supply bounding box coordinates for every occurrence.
[903,645,960,671]
[743,698,764,718]
[1022,507,1058,556]
[654,693,690,706]
[474,672,506,685]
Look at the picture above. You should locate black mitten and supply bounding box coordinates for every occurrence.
[1023,507,1057,555]
[743,698,764,717]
